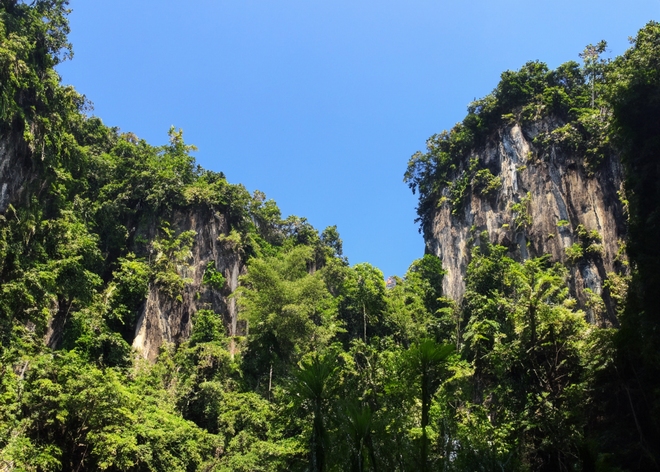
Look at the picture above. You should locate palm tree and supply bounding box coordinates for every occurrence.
[516,259,564,347]
[411,339,454,472]
[344,403,375,472]
[296,354,335,472]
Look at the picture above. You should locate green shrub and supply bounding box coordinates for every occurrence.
[203,261,226,291]
[472,168,502,196]
[566,243,584,263]
[511,193,532,230]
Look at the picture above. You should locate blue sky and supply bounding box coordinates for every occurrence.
[58,0,659,277]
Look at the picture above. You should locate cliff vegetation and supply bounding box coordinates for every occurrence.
[1,1,659,471]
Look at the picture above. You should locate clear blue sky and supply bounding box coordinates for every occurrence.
[58,0,659,278]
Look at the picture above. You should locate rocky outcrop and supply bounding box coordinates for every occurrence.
[0,126,36,214]
[132,207,245,361]
[426,120,627,325]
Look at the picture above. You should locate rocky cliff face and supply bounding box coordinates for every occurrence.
[425,119,627,325]
[132,207,245,361]
[2,128,245,361]
[0,127,36,214]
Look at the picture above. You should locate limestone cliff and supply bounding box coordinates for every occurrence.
[1,125,247,361]
[424,119,627,325]
[0,127,36,214]
[132,207,245,361]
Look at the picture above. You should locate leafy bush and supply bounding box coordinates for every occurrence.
[151,225,196,300]
[565,243,584,263]
[472,168,502,196]
[202,261,226,291]
[511,192,532,230]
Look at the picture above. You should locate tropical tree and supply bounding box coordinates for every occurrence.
[236,245,340,394]
[339,263,386,343]
[294,353,337,472]
[409,339,453,471]
[579,40,608,107]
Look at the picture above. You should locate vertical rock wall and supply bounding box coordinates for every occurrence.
[0,127,36,214]
[426,121,627,325]
[132,207,245,361]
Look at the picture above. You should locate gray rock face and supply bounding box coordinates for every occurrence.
[0,127,36,214]
[132,207,245,361]
[425,121,627,325]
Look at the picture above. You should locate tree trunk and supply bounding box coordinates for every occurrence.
[268,361,273,400]
[311,404,326,472]
[363,302,367,343]
[530,304,537,346]
[421,367,430,472]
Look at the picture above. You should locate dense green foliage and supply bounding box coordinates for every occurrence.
[1,2,660,470]
[601,21,660,469]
